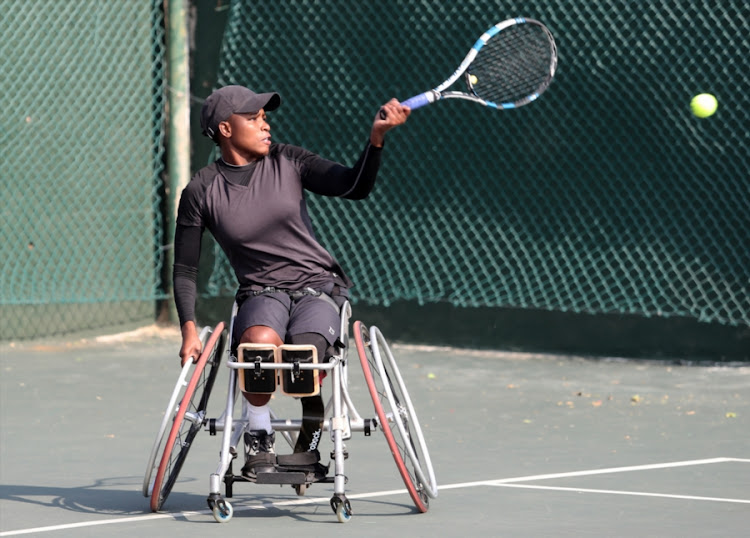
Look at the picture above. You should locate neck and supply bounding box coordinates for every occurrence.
[220,147,261,166]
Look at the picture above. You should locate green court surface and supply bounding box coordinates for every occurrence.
[1,326,749,537]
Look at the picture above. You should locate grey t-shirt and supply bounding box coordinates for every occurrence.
[173,141,382,324]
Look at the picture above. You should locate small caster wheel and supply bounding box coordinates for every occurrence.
[330,495,352,523]
[212,500,233,523]
[294,483,307,496]
[335,502,352,523]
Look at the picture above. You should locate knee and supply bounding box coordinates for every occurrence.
[247,393,272,406]
[288,332,330,362]
[238,326,283,401]
[240,325,283,346]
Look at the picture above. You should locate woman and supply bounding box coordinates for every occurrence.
[173,85,410,476]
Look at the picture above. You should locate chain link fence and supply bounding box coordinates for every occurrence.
[1,0,167,339]
[203,0,749,328]
[2,0,748,342]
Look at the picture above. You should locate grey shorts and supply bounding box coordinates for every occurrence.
[232,290,347,348]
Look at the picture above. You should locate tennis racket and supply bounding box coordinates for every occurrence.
[380,17,557,118]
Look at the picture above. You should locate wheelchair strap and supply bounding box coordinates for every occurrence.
[276,451,319,466]
[251,286,340,313]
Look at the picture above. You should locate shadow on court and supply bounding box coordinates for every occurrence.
[1,325,749,537]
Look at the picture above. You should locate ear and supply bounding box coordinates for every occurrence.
[218,120,232,139]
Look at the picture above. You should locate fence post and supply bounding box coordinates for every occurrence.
[165,0,191,324]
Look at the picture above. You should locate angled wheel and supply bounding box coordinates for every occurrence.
[143,326,212,497]
[354,321,438,512]
[148,322,226,512]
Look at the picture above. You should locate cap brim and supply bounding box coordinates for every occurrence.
[237,92,281,114]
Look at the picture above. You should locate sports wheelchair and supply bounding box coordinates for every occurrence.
[142,300,438,523]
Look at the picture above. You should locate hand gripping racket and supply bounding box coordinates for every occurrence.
[381,18,557,118]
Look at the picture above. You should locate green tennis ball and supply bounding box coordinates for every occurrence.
[690,93,718,118]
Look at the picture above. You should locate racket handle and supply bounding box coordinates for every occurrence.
[379,91,437,119]
[401,91,437,110]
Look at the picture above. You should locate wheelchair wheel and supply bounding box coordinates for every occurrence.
[143,326,213,497]
[354,321,438,512]
[149,322,226,512]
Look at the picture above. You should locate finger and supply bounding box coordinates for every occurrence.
[379,106,400,122]
[181,354,198,366]
[378,99,401,120]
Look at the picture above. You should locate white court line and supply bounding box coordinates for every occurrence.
[438,456,748,490]
[1,457,748,536]
[492,483,750,504]
[0,489,408,536]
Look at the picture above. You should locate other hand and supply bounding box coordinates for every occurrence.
[179,321,202,366]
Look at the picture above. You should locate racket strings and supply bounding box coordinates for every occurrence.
[471,24,555,105]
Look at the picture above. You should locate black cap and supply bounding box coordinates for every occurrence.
[200,85,281,140]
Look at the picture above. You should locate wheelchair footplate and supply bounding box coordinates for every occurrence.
[231,452,331,486]
[255,470,309,485]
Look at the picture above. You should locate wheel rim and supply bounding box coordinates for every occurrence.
[354,321,436,512]
[149,323,226,511]
[370,326,437,499]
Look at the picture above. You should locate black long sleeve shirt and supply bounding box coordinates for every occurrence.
[172,141,383,325]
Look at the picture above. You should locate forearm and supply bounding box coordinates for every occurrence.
[340,142,383,199]
[173,264,198,326]
[173,224,203,326]
[303,141,382,200]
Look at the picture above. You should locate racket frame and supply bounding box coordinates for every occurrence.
[402,17,557,111]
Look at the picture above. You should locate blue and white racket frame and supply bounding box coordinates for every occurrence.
[400,17,558,112]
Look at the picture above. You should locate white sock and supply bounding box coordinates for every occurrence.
[246,403,272,434]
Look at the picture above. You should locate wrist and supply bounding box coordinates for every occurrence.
[370,128,385,148]
[181,320,197,337]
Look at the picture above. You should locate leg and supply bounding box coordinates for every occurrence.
[232,292,291,410]
[239,325,283,407]
[284,294,342,465]
[239,324,283,476]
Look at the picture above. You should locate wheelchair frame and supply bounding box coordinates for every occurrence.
[143,300,437,523]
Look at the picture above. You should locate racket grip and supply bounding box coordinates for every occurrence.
[401,92,437,111]
[379,91,437,119]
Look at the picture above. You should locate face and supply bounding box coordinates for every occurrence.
[218,109,272,162]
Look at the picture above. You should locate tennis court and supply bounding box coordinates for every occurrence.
[2,2,749,536]
[2,326,748,537]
